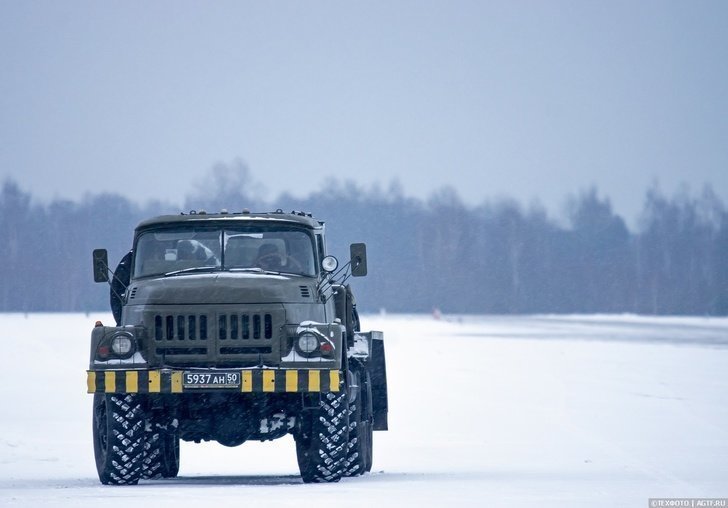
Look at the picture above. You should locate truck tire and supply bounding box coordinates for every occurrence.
[362,370,373,473]
[344,370,373,476]
[162,433,181,478]
[92,393,146,485]
[142,418,180,479]
[295,390,350,483]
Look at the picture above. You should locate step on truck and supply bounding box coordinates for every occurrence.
[87,209,388,484]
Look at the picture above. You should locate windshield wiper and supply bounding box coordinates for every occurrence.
[227,267,304,277]
[163,266,220,277]
[230,267,283,275]
[228,267,265,273]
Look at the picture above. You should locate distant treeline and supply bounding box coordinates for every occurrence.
[1,164,726,315]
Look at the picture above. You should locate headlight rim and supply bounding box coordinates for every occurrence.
[109,331,136,359]
[295,331,321,358]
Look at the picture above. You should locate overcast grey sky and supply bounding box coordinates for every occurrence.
[1,1,726,222]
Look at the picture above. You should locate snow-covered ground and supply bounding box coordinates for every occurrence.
[1,313,727,507]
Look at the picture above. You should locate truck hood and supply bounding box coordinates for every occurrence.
[125,272,317,305]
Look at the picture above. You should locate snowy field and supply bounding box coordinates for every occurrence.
[1,313,727,507]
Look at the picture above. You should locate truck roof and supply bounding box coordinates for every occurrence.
[136,210,324,231]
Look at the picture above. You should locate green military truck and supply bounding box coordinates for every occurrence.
[87,209,387,485]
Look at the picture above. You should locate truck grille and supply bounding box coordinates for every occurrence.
[154,314,209,341]
[145,306,284,366]
[217,313,273,340]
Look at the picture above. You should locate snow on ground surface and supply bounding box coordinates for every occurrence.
[1,313,727,507]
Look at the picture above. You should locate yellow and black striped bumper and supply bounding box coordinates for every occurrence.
[87,369,341,394]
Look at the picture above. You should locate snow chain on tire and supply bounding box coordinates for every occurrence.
[296,390,350,483]
[93,394,146,485]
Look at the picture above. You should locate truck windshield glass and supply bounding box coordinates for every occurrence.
[133,226,316,278]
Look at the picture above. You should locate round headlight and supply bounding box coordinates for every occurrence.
[297,332,319,354]
[111,334,134,356]
[321,255,338,273]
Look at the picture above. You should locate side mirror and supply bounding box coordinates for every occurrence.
[92,249,109,283]
[350,243,368,277]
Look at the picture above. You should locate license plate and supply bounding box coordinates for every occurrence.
[183,371,241,389]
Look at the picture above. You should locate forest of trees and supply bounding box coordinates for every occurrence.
[1,164,726,315]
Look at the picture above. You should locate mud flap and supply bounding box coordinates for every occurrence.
[370,331,388,431]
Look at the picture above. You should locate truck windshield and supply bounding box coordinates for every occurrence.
[133,226,316,279]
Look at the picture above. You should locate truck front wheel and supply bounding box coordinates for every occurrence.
[295,390,350,483]
[344,370,373,476]
[92,394,146,485]
[142,414,180,479]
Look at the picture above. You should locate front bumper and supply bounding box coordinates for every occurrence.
[87,368,341,394]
